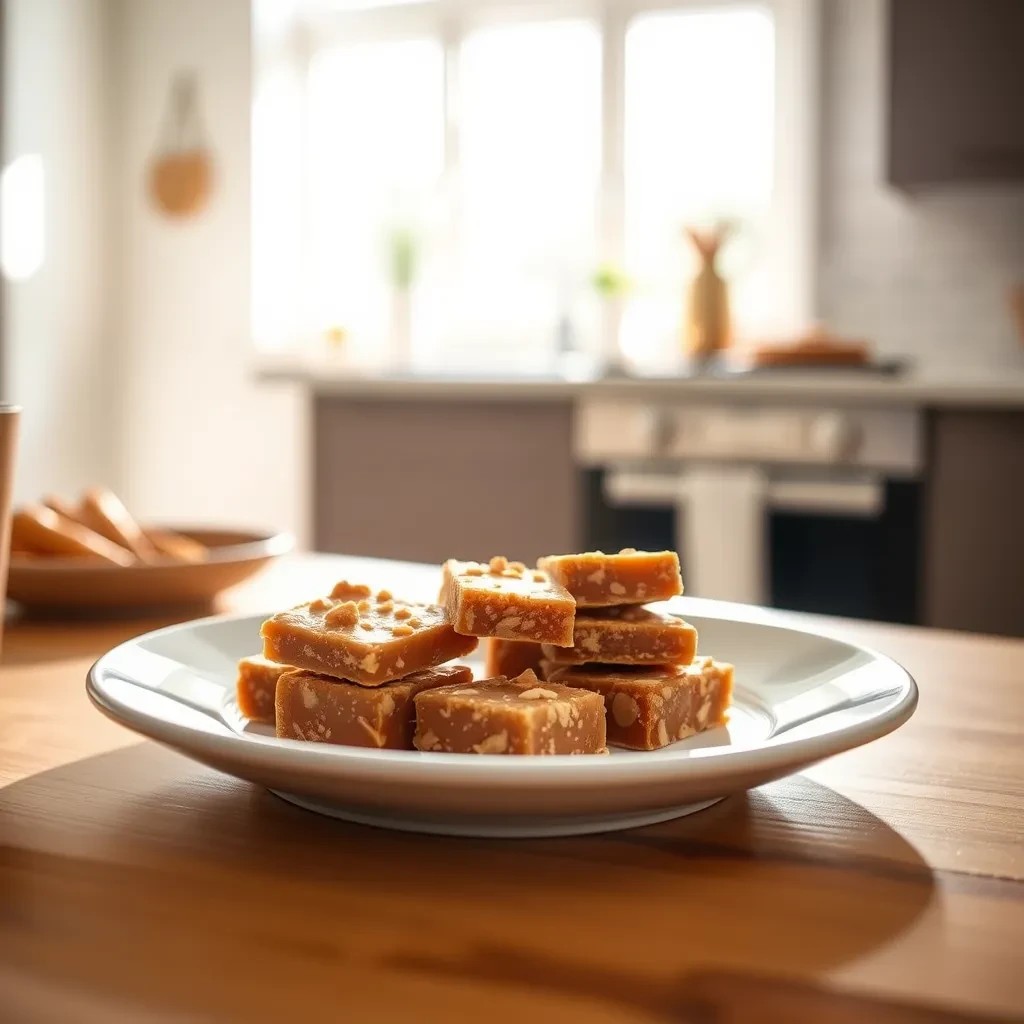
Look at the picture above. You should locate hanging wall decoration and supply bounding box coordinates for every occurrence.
[148,72,214,219]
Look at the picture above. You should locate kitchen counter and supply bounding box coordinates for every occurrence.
[269,356,1024,637]
[260,356,1024,408]
[2,552,1023,1021]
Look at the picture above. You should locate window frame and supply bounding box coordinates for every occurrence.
[253,0,821,355]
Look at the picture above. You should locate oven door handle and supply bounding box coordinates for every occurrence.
[604,470,885,519]
[767,477,884,517]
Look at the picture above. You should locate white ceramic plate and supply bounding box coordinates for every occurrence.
[86,601,917,837]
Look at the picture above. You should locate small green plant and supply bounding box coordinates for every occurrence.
[386,226,418,291]
[590,262,632,298]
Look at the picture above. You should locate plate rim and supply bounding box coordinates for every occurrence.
[85,604,919,788]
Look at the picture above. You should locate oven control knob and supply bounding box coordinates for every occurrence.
[809,413,860,461]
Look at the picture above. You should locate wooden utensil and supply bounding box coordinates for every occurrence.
[78,487,159,563]
[11,506,136,566]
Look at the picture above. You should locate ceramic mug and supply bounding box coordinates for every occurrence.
[0,406,21,654]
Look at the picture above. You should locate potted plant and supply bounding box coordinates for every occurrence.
[591,261,632,375]
[385,225,419,369]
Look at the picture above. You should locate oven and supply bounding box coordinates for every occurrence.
[576,399,925,624]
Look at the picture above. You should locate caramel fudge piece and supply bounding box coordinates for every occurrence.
[440,556,575,646]
[414,669,606,755]
[236,654,293,724]
[541,605,697,666]
[545,657,733,750]
[261,583,478,686]
[484,638,545,679]
[537,549,682,608]
[277,664,472,749]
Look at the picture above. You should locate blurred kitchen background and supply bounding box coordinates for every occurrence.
[1,0,1022,634]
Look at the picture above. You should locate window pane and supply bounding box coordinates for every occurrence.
[307,38,444,358]
[623,7,774,363]
[450,19,601,364]
[252,64,304,352]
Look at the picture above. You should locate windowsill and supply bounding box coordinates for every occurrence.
[251,346,606,382]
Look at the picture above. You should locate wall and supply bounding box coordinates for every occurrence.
[4,0,1020,543]
[818,0,1024,370]
[2,0,118,502]
[112,0,307,539]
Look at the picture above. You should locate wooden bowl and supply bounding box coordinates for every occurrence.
[7,527,293,611]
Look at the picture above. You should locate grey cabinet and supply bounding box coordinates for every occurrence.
[888,0,1024,187]
[313,397,580,565]
[924,411,1024,637]
[311,394,1024,637]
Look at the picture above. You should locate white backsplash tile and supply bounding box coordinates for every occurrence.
[818,0,1024,373]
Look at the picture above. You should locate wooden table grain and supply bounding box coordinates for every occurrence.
[1,554,1022,1024]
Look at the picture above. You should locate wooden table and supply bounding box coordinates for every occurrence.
[1,554,1022,1023]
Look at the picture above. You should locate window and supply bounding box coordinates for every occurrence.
[622,7,775,364]
[253,0,818,370]
[307,38,444,348]
[451,20,601,362]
